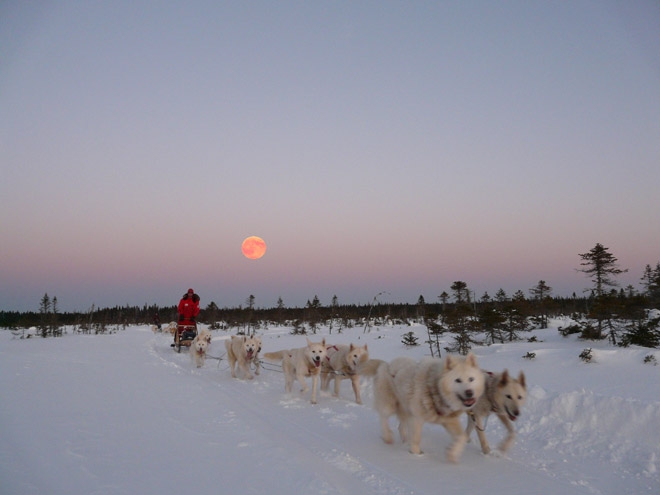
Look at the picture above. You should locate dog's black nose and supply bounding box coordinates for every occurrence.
[465,389,473,398]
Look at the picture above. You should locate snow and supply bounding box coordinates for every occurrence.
[1,321,659,495]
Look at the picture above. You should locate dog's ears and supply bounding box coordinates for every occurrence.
[349,343,354,351]
[321,338,326,346]
[242,336,247,342]
[364,343,368,351]
[518,371,526,389]
[444,355,454,371]
[499,369,510,387]
[465,352,478,369]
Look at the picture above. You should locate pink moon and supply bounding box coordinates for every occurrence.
[241,236,267,259]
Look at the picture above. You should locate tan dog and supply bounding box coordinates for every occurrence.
[165,322,178,335]
[466,369,527,454]
[190,334,209,368]
[225,335,262,380]
[364,353,485,463]
[264,338,327,404]
[321,343,369,404]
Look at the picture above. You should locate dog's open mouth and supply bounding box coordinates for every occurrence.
[505,407,518,421]
[314,359,321,368]
[247,350,253,359]
[460,395,476,408]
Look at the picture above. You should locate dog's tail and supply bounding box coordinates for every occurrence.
[358,358,388,377]
[263,350,287,362]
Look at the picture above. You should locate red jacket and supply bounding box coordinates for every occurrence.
[178,293,200,321]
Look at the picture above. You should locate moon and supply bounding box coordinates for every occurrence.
[241,236,267,260]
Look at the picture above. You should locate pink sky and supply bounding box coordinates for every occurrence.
[1,1,659,311]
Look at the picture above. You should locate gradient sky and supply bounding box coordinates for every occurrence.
[2,1,659,312]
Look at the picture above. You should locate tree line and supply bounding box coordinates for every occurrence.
[2,244,659,347]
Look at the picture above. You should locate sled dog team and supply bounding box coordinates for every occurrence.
[193,334,527,463]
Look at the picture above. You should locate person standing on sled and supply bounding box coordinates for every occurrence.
[176,288,200,342]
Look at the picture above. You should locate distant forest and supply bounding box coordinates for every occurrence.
[2,244,659,349]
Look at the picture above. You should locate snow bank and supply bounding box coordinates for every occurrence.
[523,386,660,480]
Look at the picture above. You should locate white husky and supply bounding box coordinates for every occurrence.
[465,369,527,454]
[190,334,209,368]
[225,335,262,380]
[264,338,327,404]
[321,343,369,404]
[363,353,485,463]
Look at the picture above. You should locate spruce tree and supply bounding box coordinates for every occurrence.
[402,331,419,347]
[577,243,628,341]
[445,281,479,354]
[578,243,627,297]
[529,280,553,328]
[39,293,51,338]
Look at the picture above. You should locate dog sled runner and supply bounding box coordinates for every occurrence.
[173,323,197,353]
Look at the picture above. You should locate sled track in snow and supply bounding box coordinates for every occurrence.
[149,339,421,495]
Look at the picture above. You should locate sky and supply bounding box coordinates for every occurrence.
[1,1,659,312]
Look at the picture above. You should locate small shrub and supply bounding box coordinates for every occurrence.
[523,351,536,360]
[579,348,594,363]
[559,324,581,337]
[402,331,419,347]
[290,320,307,335]
[643,355,658,366]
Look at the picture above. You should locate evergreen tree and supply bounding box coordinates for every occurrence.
[51,296,61,336]
[578,243,627,297]
[495,288,508,305]
[445,281,479,354]
[529,280,553,328]
[245,295,256,335]
[402,331,419,347]
[329,295,341,334]
[621,316,660,349]
[451,281,468,304]
[39,293,51,338]
[276,297,285,325]
[641,263,660,308]
[438,291,449,313]
[478,304,505,344]
[577,243,628,340]
[416,295,426,322]
[206,301,220,329]
[306,295,321,333]
[500,290,532,341]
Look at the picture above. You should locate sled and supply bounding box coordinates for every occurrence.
[173,323,197,353]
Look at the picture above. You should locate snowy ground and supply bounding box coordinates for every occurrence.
[1,320,659,495]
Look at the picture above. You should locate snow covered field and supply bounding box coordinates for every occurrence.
[1,320,658,495]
